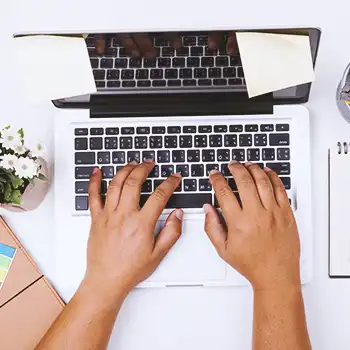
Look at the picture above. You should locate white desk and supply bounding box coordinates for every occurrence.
[2,0,350,348]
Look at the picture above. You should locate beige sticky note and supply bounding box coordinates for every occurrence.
[236,32,315,98]
[13,35,96,103]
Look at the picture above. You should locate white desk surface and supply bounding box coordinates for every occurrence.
[2,0,350,349]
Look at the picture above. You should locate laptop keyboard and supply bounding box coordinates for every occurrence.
[86,34,246,90]
[74,123,291,211]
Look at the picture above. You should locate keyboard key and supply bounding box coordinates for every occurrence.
[90,59,99,69]
[101,166,114,179]
[184,179,197,192]
[75,128,88,136]
[75,152,95,165]
[261,124,274,132]
[187,150,200,162]
[168,80,182,87]
[247,149,260,162]
[136,69,149,80]
[154,37,169,46]
[209,135,223,147]
[75,181,89,194]
[106,128,119,135]
[280,177,291,190]
[180,68,193,79]
[97,152,110,164]
[119,48,128,57]
[105,137,118,149]
[120,137,133,149]
[206,164,219,176]
[198,79,212,86]
[90,128,104,135]
[191,46,203,56]
[168,126,181,134]
[237,67,244,77]
[179,135,193,148]
[205,47,218,56]
[221,163,230,176]
[194,135,207,148]
[228,78,242,85]
[88,47,98,57]
[276,124,290,132]
[277,148,290,161]
[75,166,95,180]
[144,58,157,68]
[107,70,119,80]
[183,126,196,134]
[245,125,258,132]
[202,149,215,162]
[183,79,196,86]
[149,165,160,178]
[213,79,227,86]
[158,58,171,67]
[121,127,135,135]
[201,57,214,67]
[107,81,121,88]
[142,151,155,161]
[93,70,105,80]
[127,151,140,163]
[101,59,113,69]
[112,151,125,164]
[153,80,166,87]
[228,178,237,191]
[115,58,128,68]
[142,180,153,193]
[194,68,207,78]
[90,137,103,150]
[75,138,88,150]
[173,58,186,67]
[157,150,170,163]
[122,81,136,88]
[161,165,174,178]
[269,133,290,146]
[217,149,230,162]
[154,180,164,190]
[266,162,290,175]
[199,125,212,133]
[76,196,88,211]
[165,193,212,209]
[121,69,134,80]
[230,56,241,66]
[198,36,208,45]
[135,136,148,149]
[209,68,221,78]
[216,56,229,67]
[165,69,178,79]
[232,149,245,161]
[229,125,243,132]
[187,57,200,67]
[262,148,275,161]
[215,192,242,208]
[199,179,212,191]
[214,125,227,133]
[172,150,186,163]
[176,47,189,56]
[137,80,151,87]
[150,136,163,148]
[191,164,204,177]
[116,166,124,172]
[137,127,150,134]
[130,57,142,68]
[239,134,252,147]
[183,36,197,46]
[223,67,236,78]
[162,47,175,56]
[176,164,189,177]
[254,134,267,146]
[224,134,237,147]
[152,126,166,134]
[164,136,178,148]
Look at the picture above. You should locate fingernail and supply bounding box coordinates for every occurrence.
[209,169,220,176]
[229,160,238,166]
[92,168,100,174]
[129,160,138,165]
[172,172,182,178]
[202,203,211,214]
[144,159,154,163]
[245,162,252,167]
[175,209,184,221]
[264,167,272,172]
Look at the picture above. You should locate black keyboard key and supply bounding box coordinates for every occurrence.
[187,57,200,67]
[139,194,151,207]
[262,148,275,161]
[228,178,237,191]
[152,126,166,134]
[88,47,98,57]
[120,137,133,149]
[206,164,219,176]
[154,37,169,46]
[164,136,178,148]
[116,166,124,172]
[201,57,214,67]
[75,181,89,194]
[76,196,88,211]
[166,193,212,209]
[161,165,174,178]
[129,58,142,68]
[224,135,237,147]
[256,163,265,169]
[135,136,148,149]
[245,124,258,132]
[121,69,134,80]
[97,152,110,164]
[137,127,150,135]
[157,150,170,163]
[254,134,267,147]
[158,57,171,67]
[144,58,157,68]
[173,57,186,67]
[215,192,242,208]
[180,68,193,79]
[230,56,241,66]
[137,80,151,87]
[75,138,88,150]
[202,149,215,162]
[101,166,114,179]
[216,56,229,67]
[183,36,197,46]
[101,59,113,68]
[142,180,153,193]
[277,148,290,161]
[217,149,230,162]
[75,152,95,165]
[119,48,128,57]
[183,79,196,86]
[228,78,242,85]
[184,179,197,192]
[90,59,99,69]
[154,180,164,190]
[194,135,207,148]
[115,58,128,68]
[106,128,119,135]
[199,179,212,191]
[237,67,244,77]
[162,47,175,56]
[90,128,104,135]
[198,79,212,86]
[247,149,260,162]
[199,125,212,133]
[266,162,290,175]
[183,126,196,134]
[205,47,218,56]
[75,167,95,180]
[122,81,136,88]
[105,137,118,149]
[127,151,140,163]
[142,151,155,161]
[194,68,207,78]
[214,125,227,133]
[280,177,291,190]
[213,79,227,86]
[261,124,274,132]
[112,151,125,164]
[90,137,103,150]
[149,165,160,178]
[232,149,245,161]
[191,164,204,177]
[75,128,88,136]
[223,67,236,78]
[93,69,105,80]
[168,80,181,87]
[176,47,189,56]
[172,150,186,163]
[239,134,252,147]
[121,127,135,135]
[187,150,200,162]
[165,69,178,79]
[229,125,243,132]
[209,135,223,147]
[179,135,193,148]
[191,46,203,56]
[136,69,149,80]
[106,47,118,56]
[209,68,222,78]
[276,124,290,132]
[221,163,230,176]
[150,136,163,148]
[269,133,290,146]
[176,164,189,177]
[153,80,166,87]
[198,36,208,45]
[107,81,121,88]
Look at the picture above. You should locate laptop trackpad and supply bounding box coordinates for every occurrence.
[148,218,227,284]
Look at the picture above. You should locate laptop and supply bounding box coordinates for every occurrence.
[49,27,320,297]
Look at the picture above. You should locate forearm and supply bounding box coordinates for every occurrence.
[253,286,311,350]
[36,280,127,350]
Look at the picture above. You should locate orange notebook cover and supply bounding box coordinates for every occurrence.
[0,216,65,349]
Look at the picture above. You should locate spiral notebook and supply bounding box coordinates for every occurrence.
[329,142,350,277]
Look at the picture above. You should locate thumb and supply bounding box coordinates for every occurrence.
[153,209,183,260]
[203,204,227,257]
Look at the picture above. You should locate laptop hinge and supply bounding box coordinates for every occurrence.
[89,92,273,118]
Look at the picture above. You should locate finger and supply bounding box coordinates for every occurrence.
[209,169,241,222]
[203,204,228,257]
[244,163,276,210]
[88,168,103,219]
[166,33,182,49]
[265,168,290,207]
[118,160,155,212]
[133,34,156,58]
[153,209,183,261]
[118,33,140,57]
[226,32,238,56]
[208,32,222,50]
[105,161,138,213]
[142,173,182,227]
[95,34,106,55]
[228,161,262,210]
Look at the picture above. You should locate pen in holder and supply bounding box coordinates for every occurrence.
[337,63,350,123]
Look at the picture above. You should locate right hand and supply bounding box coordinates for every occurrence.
[204,162,301,291]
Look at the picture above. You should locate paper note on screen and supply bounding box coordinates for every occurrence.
[13,35,96,103]
[236,32,315,98]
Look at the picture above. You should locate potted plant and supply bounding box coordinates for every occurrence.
[0,126,49,212]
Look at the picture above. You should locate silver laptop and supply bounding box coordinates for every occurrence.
[40,27,319,298]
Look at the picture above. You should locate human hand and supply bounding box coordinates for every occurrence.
[84,161,183,298]
[208,32,238,56]
[204,162,301,291]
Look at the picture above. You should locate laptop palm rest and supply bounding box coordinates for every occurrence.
[148,218,227,284]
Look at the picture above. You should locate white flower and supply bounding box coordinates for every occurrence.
[30,142,46,158]
[0,128,22,150]
[11,144,27,155]
[0,154,19,170]
[15,157,38,179]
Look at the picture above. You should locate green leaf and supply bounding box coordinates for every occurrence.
[4,183,12,202]
[38,173,47,181]
[18,128,24,139]
[11,176,24,189]
[4,125,10,130]
[10,190,21,205]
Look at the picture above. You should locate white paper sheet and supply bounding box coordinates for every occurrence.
[236,32,315,98]
[13,35,96,103]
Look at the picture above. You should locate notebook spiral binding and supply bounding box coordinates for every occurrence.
[337,141,350,154]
